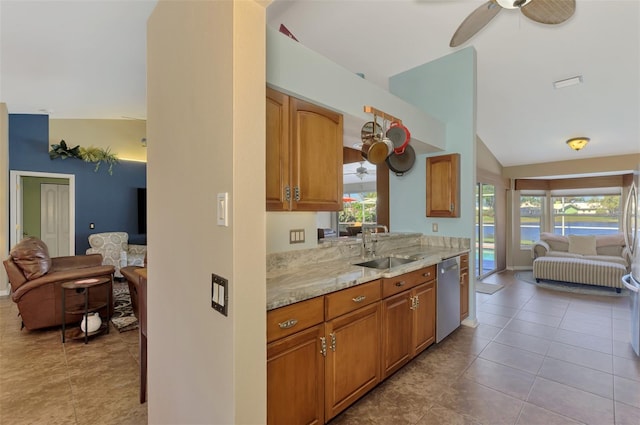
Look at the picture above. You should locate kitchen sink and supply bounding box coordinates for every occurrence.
[354,256,417,270]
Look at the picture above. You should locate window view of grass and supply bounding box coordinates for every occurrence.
[520,194,621,249]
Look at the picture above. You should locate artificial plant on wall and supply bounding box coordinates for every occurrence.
[49,139,119,175]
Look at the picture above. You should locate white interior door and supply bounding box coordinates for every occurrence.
[40,183,70,257]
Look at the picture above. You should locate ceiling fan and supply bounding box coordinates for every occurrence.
[346,161,375,180]
[449,0,576,47]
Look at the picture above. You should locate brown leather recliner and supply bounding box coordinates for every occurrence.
[3,237,115,330]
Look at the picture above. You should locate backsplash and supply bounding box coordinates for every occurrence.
[267,233,470,273]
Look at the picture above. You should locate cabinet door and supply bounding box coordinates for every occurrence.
[266,88,290,211]
[381,291,413,378]
[412,281,436,356]
[290,97,343,211]
[325,303,381,420]
[460,268,469,321]
[267,324,325,425]
[426,153,460,217]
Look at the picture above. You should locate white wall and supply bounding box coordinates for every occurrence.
[267,212,318,253]
[147,2,266,423]
[49,119,147,162]
[388,47,477,323]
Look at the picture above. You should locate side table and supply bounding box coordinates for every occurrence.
[61,276,111,344]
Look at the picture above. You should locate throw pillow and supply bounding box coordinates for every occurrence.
[10,237,52,280]
[568,235,597,256]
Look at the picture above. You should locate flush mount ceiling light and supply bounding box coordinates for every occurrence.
[553,75,583,89]
[566,137,590,151]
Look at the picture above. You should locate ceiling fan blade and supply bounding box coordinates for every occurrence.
[521,0,575,24]
[450,0,502,47]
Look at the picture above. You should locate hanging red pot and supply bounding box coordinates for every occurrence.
[386,121,411,155]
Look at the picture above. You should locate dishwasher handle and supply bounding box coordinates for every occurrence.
[440,263,459,274]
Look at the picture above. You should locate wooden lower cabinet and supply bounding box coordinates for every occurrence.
[382,280,436,379]
[324,302,381,420]
[267,323,325,425]
[413,281,436,354]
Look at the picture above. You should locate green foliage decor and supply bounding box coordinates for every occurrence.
[49,140,118,175]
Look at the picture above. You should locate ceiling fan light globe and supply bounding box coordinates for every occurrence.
[496,0,532,9]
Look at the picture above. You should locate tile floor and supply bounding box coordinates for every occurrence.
[2,271,639,425]
[330,271,640,425]
[0,285,147,425]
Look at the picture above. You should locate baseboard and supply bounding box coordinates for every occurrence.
[461,317,479,328]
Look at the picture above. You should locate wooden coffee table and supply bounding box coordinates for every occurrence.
[61,276,111,344]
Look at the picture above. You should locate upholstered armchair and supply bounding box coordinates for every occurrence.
[86,232,146,278]
[3,237,115,330]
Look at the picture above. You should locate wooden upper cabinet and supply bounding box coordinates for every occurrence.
[266,88,344,212]
[266,88,290,211]
[426,153,460,217]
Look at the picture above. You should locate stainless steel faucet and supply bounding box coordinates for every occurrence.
[361,224,388,257]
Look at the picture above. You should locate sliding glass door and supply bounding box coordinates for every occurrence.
[476,183,497,278]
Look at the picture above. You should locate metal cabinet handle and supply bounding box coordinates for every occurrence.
[352,295,366,303]
[423,272,431,278]
[415,295,420,308]
[320,336,327,357]
[330,333,336,352]
[395,281,406,287]
[278,319,298,329]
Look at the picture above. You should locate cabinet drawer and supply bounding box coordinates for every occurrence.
[325,280,381,320]
[267,296,324,343]
[382,265,436,298]
[460,253,469,270]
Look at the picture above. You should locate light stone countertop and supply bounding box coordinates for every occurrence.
[267,244,469,311]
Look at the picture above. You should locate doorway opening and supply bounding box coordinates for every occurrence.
[9,170,76,257]
[475,182,497,278]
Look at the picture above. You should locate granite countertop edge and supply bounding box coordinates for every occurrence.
[267,245,470,311]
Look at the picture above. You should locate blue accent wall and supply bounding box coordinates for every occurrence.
[9,114,146,254]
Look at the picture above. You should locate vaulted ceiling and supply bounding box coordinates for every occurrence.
[2,0,638,169]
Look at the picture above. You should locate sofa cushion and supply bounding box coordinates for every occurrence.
[540,232,569,252]
[582,255,629,267]
[568,235,597,256]
[10,237,52,280]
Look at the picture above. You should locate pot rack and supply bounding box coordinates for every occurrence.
[363,105,402,125]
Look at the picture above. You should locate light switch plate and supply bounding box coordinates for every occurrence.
[217,193,228,227]
[211,273,228,316]
[432,223,438,232]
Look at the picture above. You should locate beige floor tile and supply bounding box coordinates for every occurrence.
[477,311,512,328]
[494,329,552,355]
[505,318,558,340]
[521,300,568,318]
[613,376,640,409]
[538,357,614,399]
[477,302,520,318]
[437,378,524,425]
[614,401,640,425]
[613,355,640,381]
[613,340,638,360]
[554,328,613,354]
[479,341,544,375]
[516,402,584,425]
[415,403,484,425]
[472,323,503,340]
[516,310,563,328]
[546,341,614,373]
[463,357,536,400]
[560,319,614,339]
[527,377,614,424]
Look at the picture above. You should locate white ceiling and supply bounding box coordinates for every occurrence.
[1,0,639,169]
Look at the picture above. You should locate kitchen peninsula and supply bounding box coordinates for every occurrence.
[266,232,470,425]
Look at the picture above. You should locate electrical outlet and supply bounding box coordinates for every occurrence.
[89,223,95,229]
[289,229,305,244]
[432,223,438,232]
[211,273,228,316]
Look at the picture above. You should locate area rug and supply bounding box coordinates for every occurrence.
[111,282,139,332]
[515,271,628,297]
[475,282,505,295]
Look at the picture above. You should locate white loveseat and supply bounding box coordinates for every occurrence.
[532,233,629,291]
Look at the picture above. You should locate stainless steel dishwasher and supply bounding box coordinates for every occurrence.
[436,256,461,343]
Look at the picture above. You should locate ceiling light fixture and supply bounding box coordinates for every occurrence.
[566,137,590,151]
[553,76,583,89]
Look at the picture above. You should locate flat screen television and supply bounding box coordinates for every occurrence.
[138,188,147,234]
